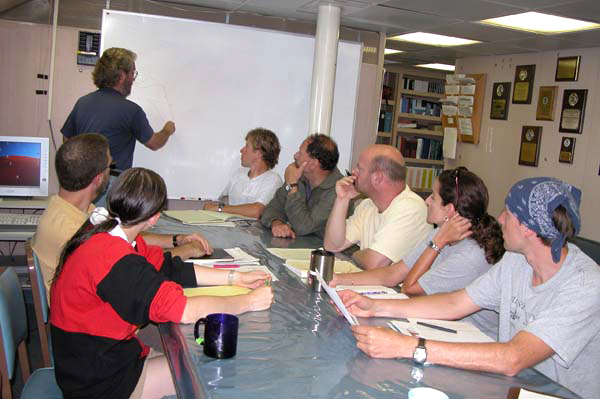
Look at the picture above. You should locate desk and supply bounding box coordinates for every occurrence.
[153,218,580,399]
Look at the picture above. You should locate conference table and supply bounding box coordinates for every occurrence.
[153,217,580,399]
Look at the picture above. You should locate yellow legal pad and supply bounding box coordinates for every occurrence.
[183,286,251,297]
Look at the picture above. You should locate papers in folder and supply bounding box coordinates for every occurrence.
[389,318,493,343]
[191,248,258,265]
[266,248,361,278]
[163,210,254,226]
[266,248,315,261]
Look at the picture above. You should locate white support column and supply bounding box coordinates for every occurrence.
[308,3,341,137]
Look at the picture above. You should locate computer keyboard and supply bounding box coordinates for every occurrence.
[0,213,41,226]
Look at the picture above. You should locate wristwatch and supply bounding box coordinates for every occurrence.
[413,337,427,365]
[217,202,225,212]
[284,182,298,192]
[429,240,442,254]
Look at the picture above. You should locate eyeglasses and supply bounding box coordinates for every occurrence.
[132,70,138,80]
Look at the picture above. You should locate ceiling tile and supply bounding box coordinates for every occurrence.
[481,0,580,9]
[558,28,600,45]
[426,22,538,42]
[380,0,525,20]
[347,6,461,31]
[540,1,600,23]
[507,36,590,51]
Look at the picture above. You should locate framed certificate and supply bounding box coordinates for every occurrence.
[518,126,542,167]
[559,89,587,134]
[536,86,557,121]
[555,56,580,82]
[512,65,536,104]
[490,82,510,120]
[559,137,576,164]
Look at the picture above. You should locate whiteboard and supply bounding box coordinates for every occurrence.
[101,10,361,199]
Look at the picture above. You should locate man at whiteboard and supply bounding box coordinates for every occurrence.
[260,134,344,238]
[203,128,282,218]
[61,48,175,203]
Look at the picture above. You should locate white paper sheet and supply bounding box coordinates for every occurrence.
[314,272,359,325]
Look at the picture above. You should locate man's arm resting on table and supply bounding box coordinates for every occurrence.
[206,201,265,219]
[144,121,175,150]
[424,331,554,376]
[352,248,391,270]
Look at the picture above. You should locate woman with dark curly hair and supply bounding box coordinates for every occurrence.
[332,167,504,339]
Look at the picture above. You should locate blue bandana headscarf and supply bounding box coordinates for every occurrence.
[505,177,581,263]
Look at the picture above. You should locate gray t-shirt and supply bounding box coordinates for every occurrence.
[404,228,499,340]
[466,243,600,399]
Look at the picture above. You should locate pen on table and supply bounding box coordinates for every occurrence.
[213,264,240,268]
[180,196,202,200]
[359,291,389,296]
[416,321,457,334]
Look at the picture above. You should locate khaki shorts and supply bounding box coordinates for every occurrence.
[130,348,163,399]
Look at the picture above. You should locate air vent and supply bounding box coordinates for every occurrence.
[77,31,101,66]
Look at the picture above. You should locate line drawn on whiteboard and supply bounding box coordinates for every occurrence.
[131,75,175,122]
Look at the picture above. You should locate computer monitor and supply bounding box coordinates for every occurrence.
[0,136,49,197]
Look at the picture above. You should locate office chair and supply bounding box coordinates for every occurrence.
[0,268,62,399]
[25,240,52,367]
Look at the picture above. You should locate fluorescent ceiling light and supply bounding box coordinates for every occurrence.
[389,32,480,46]
[384,49,403,55]
[481,12,600,34]
[416,63,456,71]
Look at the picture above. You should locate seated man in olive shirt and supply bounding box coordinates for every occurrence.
[260,134,345,238]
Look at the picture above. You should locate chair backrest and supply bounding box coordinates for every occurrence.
[26,239,53,368]
[30,246,49,323]
[0,268,28,380]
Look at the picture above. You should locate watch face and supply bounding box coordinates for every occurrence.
[285,184,291,192]
[413,347,427,364]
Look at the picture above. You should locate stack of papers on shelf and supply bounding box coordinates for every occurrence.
[191,247,259,266]
[183,286,251,297]
[163,210,254,226]
[335,285,408,299]
[389,318,494,343]
[284,259,362,278]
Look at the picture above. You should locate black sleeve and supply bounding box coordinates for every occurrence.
[160,252,198,288]
[96,254,168,326]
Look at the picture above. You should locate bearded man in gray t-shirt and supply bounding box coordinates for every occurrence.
[339,177,600,399]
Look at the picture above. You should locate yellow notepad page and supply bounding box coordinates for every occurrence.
[183,286,250,297]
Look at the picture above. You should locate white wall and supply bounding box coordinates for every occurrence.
[452,48,600,240]
[0,19,381,196]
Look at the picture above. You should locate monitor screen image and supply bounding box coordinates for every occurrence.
[0,136,49,197]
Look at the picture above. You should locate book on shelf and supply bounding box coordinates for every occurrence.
[399,137,443,161]
[402,78,444,94]
[400,98,441,116]
[378,111,394,133]
[406,166,442,191]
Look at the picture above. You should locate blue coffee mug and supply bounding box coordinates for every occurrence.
[194,313,239,359]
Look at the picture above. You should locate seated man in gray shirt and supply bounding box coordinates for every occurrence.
[339,177,600,399]
[260,134,343,238]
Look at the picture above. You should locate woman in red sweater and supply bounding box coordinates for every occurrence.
[50,167,273,399]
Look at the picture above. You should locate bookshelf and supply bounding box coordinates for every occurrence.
[376,66,448,194]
